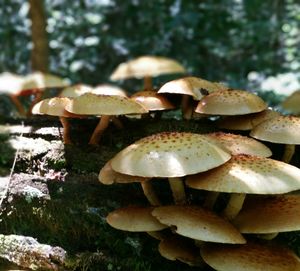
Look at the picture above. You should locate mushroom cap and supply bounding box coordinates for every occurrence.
[250,115,300,144]
[218,109,280,131]
[0,72,25,94]
[281,90,300,115]
[31,97,77,118]
[200,242,300,271]
[207,132,272,157]
[92,84,128,97]
[131,90,175,111]
[60,84,93,98]
[186,154,300,194]
[65,93,148,115]
[111,132,231,178]
[233,195,300,234]
[158,76,229,100]
[98,159,150,185]
[106,206,167,232]
[110,56,186,80]
[152,205,245,244]
[195,89,267,115]
[22,72,69,90]
[158,235,204,266]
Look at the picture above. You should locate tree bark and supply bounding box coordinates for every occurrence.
[29,0,49,73]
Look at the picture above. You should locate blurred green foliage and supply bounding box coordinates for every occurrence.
[0,0,299,92]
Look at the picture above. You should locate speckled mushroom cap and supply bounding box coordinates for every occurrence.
[106,206,168,232]
[200,242,300,271]
[195,89,267,115]
[186,154,300,194]
[130,90,175,111]
[32,97,77,118]
[250,115,300,144]
[158,76,228,100]
[22,72,69,90]
[207,132,272,157]
[281,90,300,115]
[64,93,148,115]
[152,205,245,244]
[0,72,25,94]
[110,132,231,178]
[233,195,300,234]
[158,235,204,266]
[110,56,186,80]
[92,84,128,97]
[218,109,280,131]
[98,159,150,185]
[60,84,93,98]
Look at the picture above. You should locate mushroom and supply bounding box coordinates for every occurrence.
[64,93,148,145]
[218,108,280,131]
[186,154,300,220]
[106,206,168,232]
[250,115,300,163]
[98,159,158,205]
[92,84,128,97]
[59,84,93,98]
[152,205,245,244]
[110,132,231,205]
[158,235,205,266]
[281,90,300,116]
[158,76,229,119]
[31,97,81,144]
[195,89,267,116]
[110,56,186,90]
[200,241,300,271]
[233,195,300,239]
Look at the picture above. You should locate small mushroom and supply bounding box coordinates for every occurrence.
[186,154,300,220]
[200,241,300,271]
[250,115,300,163]
[110,56,186,90]
[281,90,300,116]
[59,84,93,98]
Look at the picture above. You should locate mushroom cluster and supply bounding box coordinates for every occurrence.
[100,131,300,270]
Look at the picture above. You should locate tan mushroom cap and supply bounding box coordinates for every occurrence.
[250,115,300,144]
[99,159,150,185]
[233,195,300,234]
[195,89,267,115]
[106,206,167,232]
[64,93,148,115]
[60,84,93,98]
[186,154,300,194]
[152,205,245,244]
[0,72,25,94]
[32,97,78,118]
[207,132,272,157]
[92,84,128,97]
[111,132,231,178]
[200,242,300,271]
[218,109,280,131]
[22,72,69,90]
[158,235,204,266]
[131,90,175,111]
[110,56,186,80]
[158,76,229,100]
[281,90,300,115]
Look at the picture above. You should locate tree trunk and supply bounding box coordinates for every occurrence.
[29,0,49,73]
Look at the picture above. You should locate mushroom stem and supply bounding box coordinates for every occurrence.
[144,76,152,90]
[181,95,193,120]
[259,232,279,240]
[282,144,295,163]
[140,180,161,206]
[147,231,165,240]
[27,90,43,117]
[203,192,220,209]
[9,94,26,116]
[168,177,186,205]
[111,116,124,129]
[59,117,72,144]
[89,115,111,145]
[223,193,246,220]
